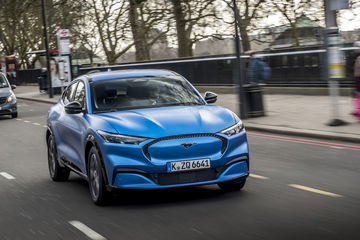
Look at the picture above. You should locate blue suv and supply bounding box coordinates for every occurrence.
[47,69,249,205]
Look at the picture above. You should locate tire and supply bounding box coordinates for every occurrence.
[88,146,111,205]
[11,113,18,118]
[47,134,70,181]
[218,178,246,192]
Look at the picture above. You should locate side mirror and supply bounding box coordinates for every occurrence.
[65,101,83,114]
[11,85,16,90]
[204,91,217,104]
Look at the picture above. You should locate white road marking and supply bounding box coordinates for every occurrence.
[330,146,344,149]
[249,173,269,180]
[15,119,22,121]
[32,123,41,126]
[288,184,343,198]
[69,221,106,240]
[23,120,30,123]
[0,172,16,180]
[43,125,47,128]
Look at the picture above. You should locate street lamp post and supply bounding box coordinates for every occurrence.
[232,0,247,119]
[41,0,53,98]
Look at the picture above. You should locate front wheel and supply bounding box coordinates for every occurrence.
[11,112,18,118]
[47,135,70,181]
[218,178,246,192]
[88,146,111,205]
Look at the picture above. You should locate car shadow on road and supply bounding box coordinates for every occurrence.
[0,116,13,121]
[68,175,246,207]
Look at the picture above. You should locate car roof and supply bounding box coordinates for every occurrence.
[86,69,179,82]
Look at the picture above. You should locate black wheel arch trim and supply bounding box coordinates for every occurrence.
[85,134,110,189]
[46,126,53,146]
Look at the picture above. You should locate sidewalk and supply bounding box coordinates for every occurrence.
[216,94,360,143]
[14,85,360,143]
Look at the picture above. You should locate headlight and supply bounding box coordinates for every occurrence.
[220,121,244,136]
[7,92,16,103]
[97,130,148,144]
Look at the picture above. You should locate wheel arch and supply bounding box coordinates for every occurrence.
[85,134,110,187]
[46,127,53,146]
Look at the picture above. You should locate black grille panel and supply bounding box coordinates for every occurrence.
[154,168,218,185]
[143,133,227,160]
[0,97,7,105]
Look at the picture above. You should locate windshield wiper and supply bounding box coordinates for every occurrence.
[159,102,203,107]
[95,109,122,114]
[177,102,202,106]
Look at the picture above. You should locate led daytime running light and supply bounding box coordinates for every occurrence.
[97,130,148,145]
[220,121,244,136]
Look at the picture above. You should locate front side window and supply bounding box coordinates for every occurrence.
[62,82,78,105]
[0,74,9,88]
[74,81,86,108]
[91,76,205,113]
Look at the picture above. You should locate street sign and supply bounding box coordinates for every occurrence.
[329,0,349,10]
[57,29,70,38]
[59,38,71,55]
[327,33,345,79]
[57,29,71,55]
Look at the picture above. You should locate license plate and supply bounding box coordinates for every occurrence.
[168,159,210,172]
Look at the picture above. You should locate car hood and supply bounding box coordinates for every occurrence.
[96,105,237,138]
[0,87,11,98]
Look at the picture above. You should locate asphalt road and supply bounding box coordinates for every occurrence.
[0,100,359,240]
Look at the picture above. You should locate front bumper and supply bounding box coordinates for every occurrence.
[0,101,17,116]
[96,131,250,189]
[112,160,249,189]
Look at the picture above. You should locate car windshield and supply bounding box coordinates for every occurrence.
[0,75,9,88]
[91,76,205,113]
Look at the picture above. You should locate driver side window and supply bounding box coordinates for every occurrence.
[62,82,78,105]
[74,81,86,108]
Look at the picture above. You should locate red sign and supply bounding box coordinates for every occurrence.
[57,29,70,38]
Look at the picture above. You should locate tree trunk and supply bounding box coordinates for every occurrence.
[239,26,251,52]
[129,0,150,61]
[171,0,192,57]
[106,52,117,65]
[290,23,300,47]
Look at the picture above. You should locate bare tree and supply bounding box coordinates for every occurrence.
[170,0,218,57]
[0,0,44,68]
[76,24,102,64]
[87,0,134,64]
[0,0,88,68]
[338,0,360,30]
[221,0,267,52]
[271,0,323,47]
[128,0,172,61]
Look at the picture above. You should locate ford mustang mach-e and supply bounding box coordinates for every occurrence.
[46,69,249,205]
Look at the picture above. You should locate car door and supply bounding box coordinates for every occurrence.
[65,80,89,172]
[55,81,81,168]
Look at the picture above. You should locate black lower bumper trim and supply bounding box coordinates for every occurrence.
[113,158,248,186]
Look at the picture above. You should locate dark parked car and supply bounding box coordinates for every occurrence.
[0,73,17,118]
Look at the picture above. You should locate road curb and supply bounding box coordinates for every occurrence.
[245,123,360,143]
[17,96,57,105]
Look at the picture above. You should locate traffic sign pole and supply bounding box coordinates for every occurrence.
[324,0,348,126]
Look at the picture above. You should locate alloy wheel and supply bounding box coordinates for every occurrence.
[48,137,56,178]
[89,153,100,200]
